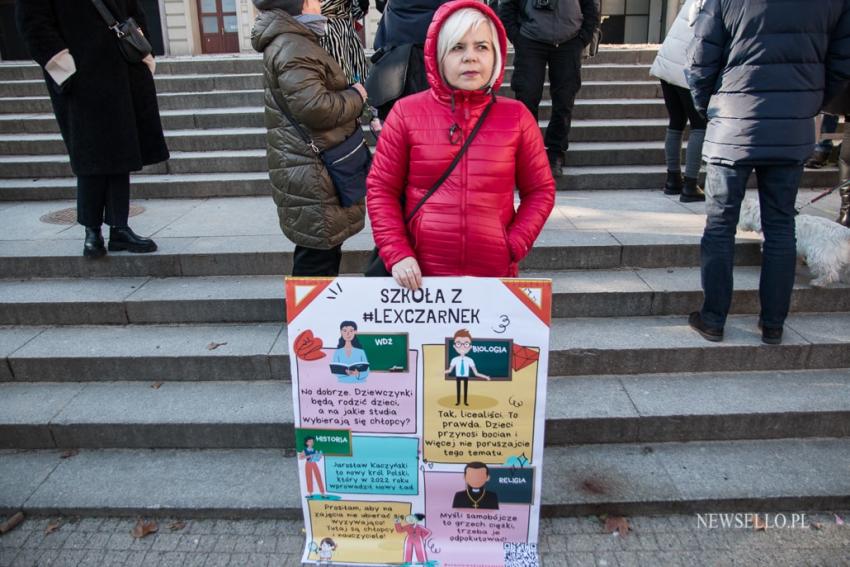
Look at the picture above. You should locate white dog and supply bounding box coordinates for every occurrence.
[738,197,850,287]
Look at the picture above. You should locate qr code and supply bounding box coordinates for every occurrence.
[503,542,540,567]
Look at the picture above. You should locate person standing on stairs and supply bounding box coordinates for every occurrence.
[685,0,850,346]
[649,0,706,203]
[498,0,600,179]
[823,83,850,227]
[252,0,368,276]
[16,0,169,259]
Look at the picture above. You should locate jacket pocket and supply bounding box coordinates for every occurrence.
[500,225,514,264]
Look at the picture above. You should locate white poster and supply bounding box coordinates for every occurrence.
[285,277,552,566]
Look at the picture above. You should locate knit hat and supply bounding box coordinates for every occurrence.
[252,0,303,16]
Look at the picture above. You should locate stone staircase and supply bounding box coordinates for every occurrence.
[1,49,849,520]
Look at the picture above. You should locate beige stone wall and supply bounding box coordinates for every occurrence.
[238,0,259,52]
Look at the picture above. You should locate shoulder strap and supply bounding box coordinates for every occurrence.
[269,85,321,154]
[404,96,495,223]
[90,0,119,27]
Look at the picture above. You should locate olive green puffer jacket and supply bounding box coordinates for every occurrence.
[252,9,366,249]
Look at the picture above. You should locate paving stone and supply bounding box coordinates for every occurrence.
[151,533,182,552]
[212,535,240,553]
[0,549,20,565]
[157,551,188,566]
[59,532,92,550]
[202,553,231,567]
[562,552,596,567]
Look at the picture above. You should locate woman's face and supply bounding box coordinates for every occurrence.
[341,326,356,343]
[441,23,495,92]
[302,0,322,15]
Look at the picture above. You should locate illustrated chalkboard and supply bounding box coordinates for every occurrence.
[295,427,353,457]
[488,467,534,504]
[358,333,409,372]
[445,338,513,380]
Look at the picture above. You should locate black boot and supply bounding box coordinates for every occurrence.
[663,170,683,195]
[108,226,157,253]
[83,226,106,258]
[680,176,706,202]
[837,159,849,227]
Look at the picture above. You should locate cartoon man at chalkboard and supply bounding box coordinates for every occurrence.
[452,462,500,510]
[298,436,326,498]
[445,329,490,406]
[330,321,370,383]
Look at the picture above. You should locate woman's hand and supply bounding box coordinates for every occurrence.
[391,256,422,290]
[352,83,367,102]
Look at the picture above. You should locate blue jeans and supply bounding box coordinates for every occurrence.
[700,163,803,329]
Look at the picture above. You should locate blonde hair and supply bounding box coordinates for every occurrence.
[436,8,502,89]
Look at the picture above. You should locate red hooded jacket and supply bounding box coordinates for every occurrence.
[366,0,555,277]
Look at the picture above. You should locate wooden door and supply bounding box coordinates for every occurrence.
[197,0,240,54]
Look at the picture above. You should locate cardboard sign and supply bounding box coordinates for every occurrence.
[286,277,551,567]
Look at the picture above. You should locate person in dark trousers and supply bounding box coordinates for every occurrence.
[823,83,850,227]
[498,0,600,179]
[649,0,706,203]
[16,0,169,258]
[252,0,368,276]
[686,0,850,346]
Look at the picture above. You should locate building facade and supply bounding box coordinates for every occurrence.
[0,0,683,60]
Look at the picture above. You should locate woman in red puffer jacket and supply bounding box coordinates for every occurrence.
[366,0,555,290]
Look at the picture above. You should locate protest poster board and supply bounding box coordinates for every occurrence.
[286,277,551,567]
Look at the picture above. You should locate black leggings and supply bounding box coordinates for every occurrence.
[76,173,130,228]
[842,118,850,164]
[660,81,707,131]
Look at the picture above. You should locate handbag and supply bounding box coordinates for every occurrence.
[90,0,152,63]
[365,43,414,108]
[364,97,496,277]
[273,90,372,208]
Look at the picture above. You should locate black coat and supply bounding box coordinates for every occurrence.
[16,0,169,176]
[686,0,850,165]
[373,0,450,49]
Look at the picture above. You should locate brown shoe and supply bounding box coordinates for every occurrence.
[688,311,723,342]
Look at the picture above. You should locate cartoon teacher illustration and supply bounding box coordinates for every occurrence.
[394,513,431,564]
[445,329,490,406]
[298,436,326,498]
[331,320,370,383]
[452,462,500,510]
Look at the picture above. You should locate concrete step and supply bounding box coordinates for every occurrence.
[0,105,688,143]
[6,188,845,278]
[2,437,847,517]
[0,76,662,101]
[0,229,759,278]
[2,312,849,382]
[0,48,659,81]
[1,267,847,326]
[0,141,710,176]
[0,93,667,120]
[0,165,839,202]
[3,370,849,450]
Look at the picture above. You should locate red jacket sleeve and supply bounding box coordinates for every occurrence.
[506,108,555,262]
[366,103,415,270]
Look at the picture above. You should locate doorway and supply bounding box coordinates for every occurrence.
[196,0,239,53]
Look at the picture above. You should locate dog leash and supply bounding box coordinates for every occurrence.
[795,178,850,213]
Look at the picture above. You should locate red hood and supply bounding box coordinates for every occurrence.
[423,0,507,104]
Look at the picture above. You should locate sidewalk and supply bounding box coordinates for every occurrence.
[1,512,848,566]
